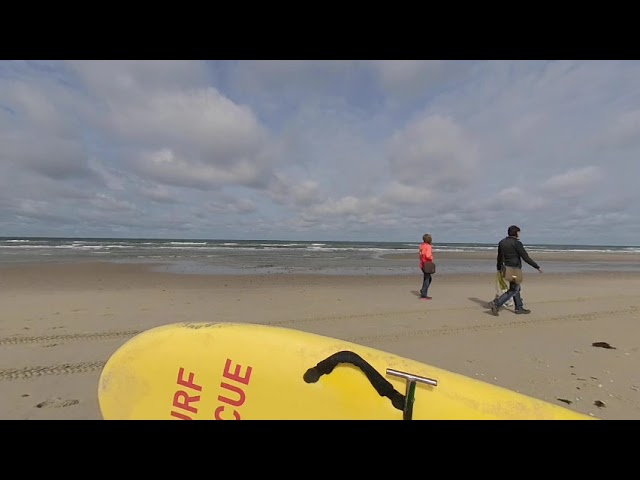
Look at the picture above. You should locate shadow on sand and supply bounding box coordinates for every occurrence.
[468,296,491,309]
[468,296,504,316]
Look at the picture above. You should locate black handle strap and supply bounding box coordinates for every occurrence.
[303,350,406,411]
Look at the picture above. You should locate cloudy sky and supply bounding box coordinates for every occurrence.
[0,60,638,245]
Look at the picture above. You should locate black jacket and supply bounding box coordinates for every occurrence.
[496,236,540,271]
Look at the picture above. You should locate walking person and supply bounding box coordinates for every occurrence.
[419,233,435,300]
[489,225,542,316]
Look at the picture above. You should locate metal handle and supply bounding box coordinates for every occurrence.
[386,368,438,420]
[386,368,438,387]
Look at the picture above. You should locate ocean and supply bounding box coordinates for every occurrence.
[1,237,639,276]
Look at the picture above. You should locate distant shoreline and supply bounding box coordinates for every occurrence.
[382,250,640,263]
[2,242,639,277]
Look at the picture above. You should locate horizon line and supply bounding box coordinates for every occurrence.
[0,235,638,249]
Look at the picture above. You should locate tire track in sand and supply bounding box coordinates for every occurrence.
[1,307,636,382]
[0,330,142,347]
[266,296,638,329]
[347,306,639,344]
[0,361,106,381]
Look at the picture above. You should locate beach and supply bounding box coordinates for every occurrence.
[1,254,639,420]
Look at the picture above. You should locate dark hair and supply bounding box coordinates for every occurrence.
[508,225,520,237]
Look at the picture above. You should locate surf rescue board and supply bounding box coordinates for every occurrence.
[98,322,595,420]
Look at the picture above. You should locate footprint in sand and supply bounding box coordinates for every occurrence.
[35,398,80,409]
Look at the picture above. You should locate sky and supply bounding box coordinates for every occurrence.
[0,60,638,245]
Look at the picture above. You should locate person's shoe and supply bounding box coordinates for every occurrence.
[489,300,499,316]
[515,308,531,314]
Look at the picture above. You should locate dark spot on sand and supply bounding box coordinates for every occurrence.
[22,394,29,397]
[557,398,572,405]
[36,398,80,409]
[594,400,606,408]
[592,342,616,349]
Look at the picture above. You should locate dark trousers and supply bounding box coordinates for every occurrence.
[420,272,432,298]
[495,281,524,310]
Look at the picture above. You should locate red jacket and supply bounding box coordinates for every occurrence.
[419,242,433,269]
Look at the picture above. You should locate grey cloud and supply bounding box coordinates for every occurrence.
[284,180,322,207]
[132,148,267,190]
[1,80,74,136]
[1,130,94,180]
[266,174,323,207]
[308,196,395,218]
[205,198,257,214]
[386,114,480,190]
[64,60,212,102]
[367,60,476,103]
[564,211,632,229]
[380,182,435,205]
[9,199,74,223]
[485,187,548,211]
[541,166,601,197]
[86,158,128,191]
[89,193,137,213]
[0,72,98,182]
[595,109,640,151]
[222,60,360,98]
[138,185,180,204]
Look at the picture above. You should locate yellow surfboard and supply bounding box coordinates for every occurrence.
[98,322,595,420]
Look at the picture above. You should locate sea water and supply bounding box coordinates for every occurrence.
[1,237,639,276]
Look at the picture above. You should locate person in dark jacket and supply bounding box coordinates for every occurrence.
[488,225,542,316]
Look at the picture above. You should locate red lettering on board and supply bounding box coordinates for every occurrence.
[177,367,203,391]
[170,368,202,420]
[214,405,240,420]
[173,390,200,413]
[214,358,253,420]
[218,382,245,407]
[222,358,252,385]
[170,410,193,420]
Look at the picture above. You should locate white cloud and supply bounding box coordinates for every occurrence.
[109,87,268,159]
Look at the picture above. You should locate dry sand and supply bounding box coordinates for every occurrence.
[1,258,639,420]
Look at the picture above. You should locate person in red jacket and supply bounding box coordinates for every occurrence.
[418,233,434,300]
